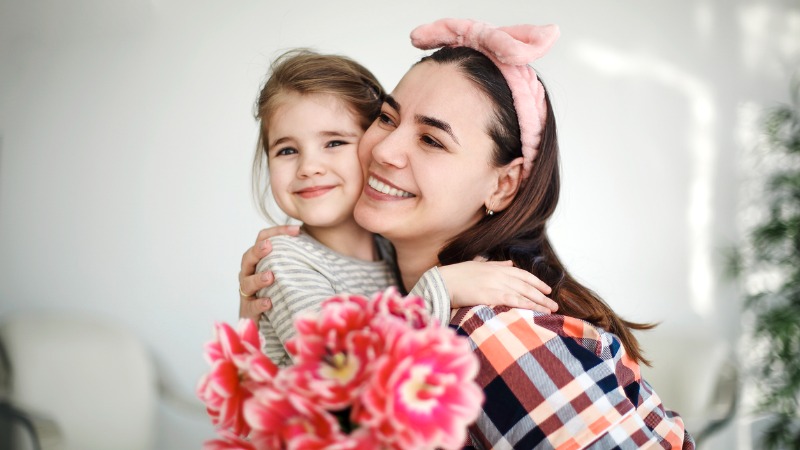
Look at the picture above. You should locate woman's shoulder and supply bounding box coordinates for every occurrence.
[451,305,622,360]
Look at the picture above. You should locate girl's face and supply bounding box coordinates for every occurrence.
[353,62,500,250]
[268,92,365,230]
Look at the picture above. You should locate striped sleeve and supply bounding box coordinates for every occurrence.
[256,236,337,367]
[409,266,451,326]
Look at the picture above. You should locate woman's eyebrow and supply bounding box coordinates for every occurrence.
[416,115,459,145]
[385,95,400,112]
[386,94,459,144]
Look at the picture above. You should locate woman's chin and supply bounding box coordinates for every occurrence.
[353,202,405,237]
[354,203,384,234]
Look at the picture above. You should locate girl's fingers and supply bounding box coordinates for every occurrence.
[486,261,553,295]
[510,268,552,295]
[516,283,558,311]
[500,274,557,311]
[485,260,513,266]
[489,292,552,314]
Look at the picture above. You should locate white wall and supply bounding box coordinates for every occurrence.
[1,0,797,448]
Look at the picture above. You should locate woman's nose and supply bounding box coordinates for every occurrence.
[370,128,408,169]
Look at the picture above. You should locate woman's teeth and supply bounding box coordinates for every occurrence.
[368,177,414,198]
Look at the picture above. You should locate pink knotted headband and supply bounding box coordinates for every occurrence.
[410,18,560,178]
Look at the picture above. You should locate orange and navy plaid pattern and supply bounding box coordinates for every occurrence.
[451,306,695,450]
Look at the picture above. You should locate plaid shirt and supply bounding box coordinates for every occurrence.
[450,306,696,450]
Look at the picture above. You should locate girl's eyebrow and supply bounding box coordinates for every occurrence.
[269,136,291,149]
[269,129,358,149]
[319,130,359,138]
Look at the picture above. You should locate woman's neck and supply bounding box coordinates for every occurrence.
[303,221,377,261]
[391,239,441,292]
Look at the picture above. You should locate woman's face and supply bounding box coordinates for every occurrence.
[354,62,499,250]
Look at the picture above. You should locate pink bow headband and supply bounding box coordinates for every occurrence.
[410,18,560,178]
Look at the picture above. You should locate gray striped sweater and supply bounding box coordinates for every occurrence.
[256,232,450,367]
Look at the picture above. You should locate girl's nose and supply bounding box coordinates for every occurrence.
[297,152,326,178]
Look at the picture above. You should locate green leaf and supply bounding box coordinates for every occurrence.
[736,73,800,448]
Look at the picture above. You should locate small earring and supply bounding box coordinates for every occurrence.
[485,207,494,216]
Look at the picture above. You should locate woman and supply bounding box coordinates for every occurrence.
[239,19,694,449]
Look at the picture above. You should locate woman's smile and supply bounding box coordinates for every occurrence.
[366,175,415,199]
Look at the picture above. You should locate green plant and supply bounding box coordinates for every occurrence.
[727,75,800,449]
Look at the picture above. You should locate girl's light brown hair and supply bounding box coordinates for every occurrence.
[252,49,385,222]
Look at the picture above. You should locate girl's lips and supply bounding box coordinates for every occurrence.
[295,185,335,199]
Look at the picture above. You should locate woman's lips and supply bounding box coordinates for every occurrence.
[366,175,414,199]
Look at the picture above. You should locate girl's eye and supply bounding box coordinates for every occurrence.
[325,140,348,148]
[421,135,443,149]
[275,147,298,156]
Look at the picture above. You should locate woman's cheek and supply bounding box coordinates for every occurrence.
[357,125,382,170]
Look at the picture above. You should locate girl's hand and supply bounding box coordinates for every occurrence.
[238,225,300,321]
[438,260,557,314]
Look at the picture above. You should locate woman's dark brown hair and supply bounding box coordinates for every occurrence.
[421,47,655,364]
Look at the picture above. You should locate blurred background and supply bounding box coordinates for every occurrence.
[1,0,798,448]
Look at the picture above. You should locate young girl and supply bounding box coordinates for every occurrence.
[251,49,556,366]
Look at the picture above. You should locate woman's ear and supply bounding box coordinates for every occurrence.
[489,157,524,212]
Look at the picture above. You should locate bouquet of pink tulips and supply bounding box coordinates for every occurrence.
[196,288,484,450]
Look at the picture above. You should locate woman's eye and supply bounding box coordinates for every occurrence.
[275,147,298,156]
[421,135,443,149]
[377,112,396,127]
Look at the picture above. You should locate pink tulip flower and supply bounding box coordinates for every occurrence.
[202,429,256,450]
[359,322,484,449]
[197,319,278,436]
[244,385,343,450]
